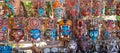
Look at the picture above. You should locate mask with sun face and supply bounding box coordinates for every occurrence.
[30,29,41,40]
[27,18,42,30]
[45,29,57,40]
[27,18,43,40]
[10,29,24,43]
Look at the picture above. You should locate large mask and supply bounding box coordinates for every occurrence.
[89,30,98,41]
[45,29,57,40]
[30,29,41,40]
[10,29,24,43]
[0,45,12,53]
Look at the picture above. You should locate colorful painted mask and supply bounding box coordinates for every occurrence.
[11,17,24,29]
[66,0,79,16]
[54,8,63,19]
[80,0,91,16]
[61,25,70,36]
[109,40,119,53]
[30,29,41,40]
[51,47,59,53]
[76,20,86,39]
[45,29,57,40]
[27,18,42,30]
[0,45,12,53]
[103,31,110,40]
[44,48,50,53]
[68,40,77,52]
[10,29,24,42]
[89,30,98,41]
[92,0,103,16]
[38,8,44,16]
[0,18,9,42]
[105,0,116,15]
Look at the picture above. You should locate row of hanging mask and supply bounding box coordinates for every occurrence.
[74,39,120,53]
[1,0,119,18]
[43,47,68,53]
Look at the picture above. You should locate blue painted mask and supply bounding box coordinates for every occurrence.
[45,29,57,40]
[54,8,63,19]
[30,29,41,40]
[61,25,70,36]
[103,31,110,40]
[0,45,12,53]
[38,8,44,16]
[89,30,98,41]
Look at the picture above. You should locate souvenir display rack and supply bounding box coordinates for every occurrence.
[0,0,120,53]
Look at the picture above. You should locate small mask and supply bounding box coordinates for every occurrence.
[105,0,116,15]
[38,8,44,16]
[80,0,91,16]
[89,30,98,41]
[51,47,59,53]
[68,40,77,52]
[103,31,110,40]
[61,25,70,36]
[30,29,41,40]
[11,29,24,43]
[45,29,57,40]
[44,48,50,53]
[54,8,63,19]
[12,17,24,29]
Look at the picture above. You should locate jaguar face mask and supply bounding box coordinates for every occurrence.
[61,25,70,36]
